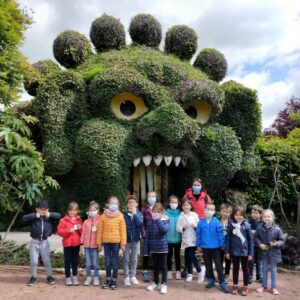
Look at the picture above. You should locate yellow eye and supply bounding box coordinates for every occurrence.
[111,92,148,120]
[182,100,212,124]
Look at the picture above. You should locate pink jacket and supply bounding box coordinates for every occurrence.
[80,215,100,248]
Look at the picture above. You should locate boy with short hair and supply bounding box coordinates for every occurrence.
[248,204,264,284]
[196,203,229,293]
[22,200,61,286]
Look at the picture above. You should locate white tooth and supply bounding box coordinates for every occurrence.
[174,156,181,167]
[133,157,141,167]
[164,156,173,166]
[181,157,188,167]
[142,155,152,166]
[153,154,163,166]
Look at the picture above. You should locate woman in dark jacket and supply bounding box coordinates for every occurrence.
[256,209,285,295]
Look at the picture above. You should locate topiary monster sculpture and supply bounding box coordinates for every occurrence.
[24,13,261,208]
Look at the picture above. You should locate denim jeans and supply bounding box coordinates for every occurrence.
[84,248,99,277]
[185,246,201,274]
[104,243,120,280]
[262,257,277,289]
[123,241,139,278]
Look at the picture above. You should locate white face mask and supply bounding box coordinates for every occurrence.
[170,203,178,210]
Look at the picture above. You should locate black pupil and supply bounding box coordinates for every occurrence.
[120,100,136,116]
[185,106,197,119]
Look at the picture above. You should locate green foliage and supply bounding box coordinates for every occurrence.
[90,13,125,52]
[129,14,162,48]
[164,25,198,60]
[53,30,91,68]
[194,48,227,82]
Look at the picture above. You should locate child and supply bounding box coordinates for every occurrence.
[196,203,229,293]
[22,200,61,286]
[123,194,144,287]
[57,202,83,286]
[97,196,126,290]
[256,209,285,295]
[225,206,253,296]
[176,200,204,284]
[248,205,263,284]
[80,201,100,286]
[141,191,159,282]
[219,203,232,282]
[144,202,169,294]
[166,195,182,280]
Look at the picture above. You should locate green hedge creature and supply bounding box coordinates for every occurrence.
[24,13,261,209]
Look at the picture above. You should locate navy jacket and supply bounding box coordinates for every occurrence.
[225,220,254,257]
[22,212,61,240]
[123,210,143,243]
[196,217,224,249]
[248,217,263,247]
[143,217,169,255]
[256,223,285,264]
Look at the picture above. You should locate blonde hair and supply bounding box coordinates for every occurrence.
[263,209,275,221]
[152,202,165,214]
[206,203,215,210]
[108,196,119,204]
[67,202,79,213]
[88,200,99,211]
[221,203,232,212]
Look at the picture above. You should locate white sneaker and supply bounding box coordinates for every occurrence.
[186,274,193,283]
[130,277,139,285]
[66,277,72,286]
[160,284,167,294]
[84,276,91,286]
[167,271,173,280]
[146,282,158,291]
[93,277,99,286]
[175,271,181,280]
[124,277,131,287]
[72,276,79,286]
[197,269,205,284]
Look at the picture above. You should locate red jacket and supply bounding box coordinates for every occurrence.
[57,215,83,247]
[182,188,211,219]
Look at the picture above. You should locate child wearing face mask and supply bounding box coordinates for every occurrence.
[80,201,100,286]
[166,195,182,280]
[144,203,169,294]
[57,202,82,286]
[97,196,126,290]
[225,206,254,296]
[255,209,285,295]
[141,191,159,282]
[196,203,230,293]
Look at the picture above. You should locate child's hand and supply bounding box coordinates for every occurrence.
[197,247,202,253]
[45,210,50,218]
[68,228,75,233]
[259,244,267,250]
[36,212,41,218]
[98,244,102,252]
[248,255,253,261]
[121,245,126,251]
[80,245,84,254]
[226,254,230,260]
[270,242,277,247]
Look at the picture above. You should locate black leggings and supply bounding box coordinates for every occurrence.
[152,253,168,285]
[220,248,231,275]
[63,246,80,278]
[232,255,249,286]
[203,248,224,283]
[167,243,181,271]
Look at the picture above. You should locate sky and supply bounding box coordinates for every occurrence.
[17,0,300,129]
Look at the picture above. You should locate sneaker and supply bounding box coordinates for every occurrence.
[73,276,79,286]
[66,277,72,286]
[124,277,131,287]
[181,270,187,278]
[27,276,37,286]
[130,277,139,285]
[185,274,193,283]
[110,280,117,290]
[224,274,229,283]
[219,282,230,293]
[147,282,158,291]
[143,271,150,282]
[231,285,238,295]
[102,279,111,289]
[167,271,173,280]
[197,270,205,284]
[93,277,100,286]
[272,288,280,295]
[248,277,253,284]
[205,278,215,289]
[160,284,167,294]
[242,286,248,296]
[84,277,92,286]
[175,271,181,280]
[47,276,55,285]
[256,286,267,293]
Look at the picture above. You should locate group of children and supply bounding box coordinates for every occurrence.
[22,187,285,296]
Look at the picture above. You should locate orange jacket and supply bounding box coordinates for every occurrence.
[96,210,126,246]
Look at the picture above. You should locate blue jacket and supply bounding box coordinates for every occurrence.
[166,208,181,244]
[256,223,285,264]
[143,217,169,255]
[196,217,224,249]
[248,217,263,247]
[123,210,143,243]
[225,220,254,257]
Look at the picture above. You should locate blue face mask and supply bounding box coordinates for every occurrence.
[205,210,214,218]
[192,186,202,194]
[88,211,97,218]
[109,204,118,212]
[148,197,156,206]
